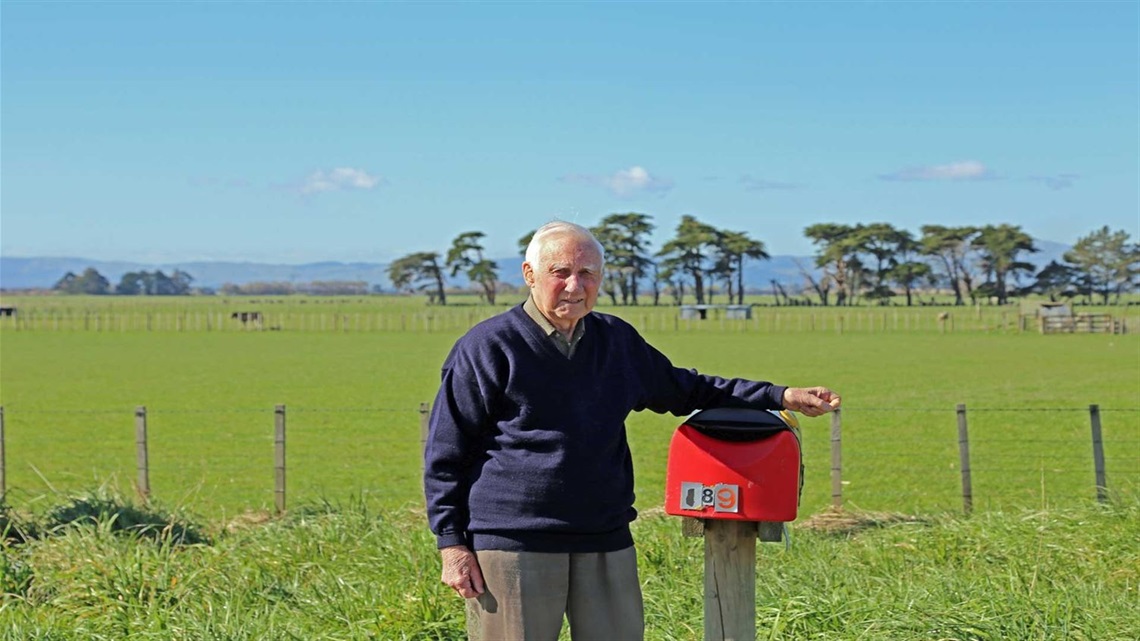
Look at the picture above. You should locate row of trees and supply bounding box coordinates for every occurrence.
[386,214,775,308]
[388,217,1138,307]
[53,269,195,296]
[47,219,1137,306]
[218,281,371,296]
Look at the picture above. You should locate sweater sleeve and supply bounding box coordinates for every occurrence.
[423,346,495,549]
[630,330,787,416]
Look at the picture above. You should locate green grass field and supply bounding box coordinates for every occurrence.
[2,293,1137,336]
[1,498,1137,640]
[1,303,1137,518]
[1,300,1138,639]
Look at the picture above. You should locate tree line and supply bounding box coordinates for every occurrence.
[46,218,1137,306]
[50,269,373,297]
[388,215,1139,307]
[53,268,195,296]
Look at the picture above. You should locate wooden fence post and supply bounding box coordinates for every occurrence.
[0,406,6,500]
[956,403,972,514]
[275,404,286,515]
[831,409,843,509]
[704,520,757,641]
[1089,404,1108,503]
[135,406,150,502]
[420,402,431,478]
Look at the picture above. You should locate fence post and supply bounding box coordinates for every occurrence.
[831,409,842,509]
[275,404,286,515]
[703,520,757,641]
[0,406,6,500]
[135,406,150,502]
[956,403,972,514]
[1089,404,1108,503]
[419,402,431,452]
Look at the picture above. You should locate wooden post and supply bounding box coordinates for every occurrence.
[704,519,757,641]
[0,406,6,500]
[1090,404,1108,503]
[831,409,843,509]
[956,403,972,514]
[135,406,150,501]
[275,404,286,515]
[419,402,431,455]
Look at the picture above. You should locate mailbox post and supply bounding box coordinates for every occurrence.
[665,408,803,641]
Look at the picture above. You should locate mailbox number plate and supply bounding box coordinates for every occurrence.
[679,482,739,513]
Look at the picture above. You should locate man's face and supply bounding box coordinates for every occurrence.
[523,234,602,333]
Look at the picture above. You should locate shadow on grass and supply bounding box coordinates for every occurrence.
[798,505,930,536]
[2,487,211,546]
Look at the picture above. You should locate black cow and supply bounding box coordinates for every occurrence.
[0,307,16,317]
[231,311,263,326]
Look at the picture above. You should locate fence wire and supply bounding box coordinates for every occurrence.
[0,405,1136,518]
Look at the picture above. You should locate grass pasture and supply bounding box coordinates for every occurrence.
[1,499,1137,640]
[1,299,1138,639]
[2,293,1138,336]
[0,312,1136,517]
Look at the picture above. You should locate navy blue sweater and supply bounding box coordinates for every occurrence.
[424,304,787,553]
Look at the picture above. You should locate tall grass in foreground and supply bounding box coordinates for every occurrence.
[2,492,1137,640]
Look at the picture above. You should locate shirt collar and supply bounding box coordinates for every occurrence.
[523,296,586,343]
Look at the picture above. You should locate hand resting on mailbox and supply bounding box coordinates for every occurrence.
[782,387,842,417]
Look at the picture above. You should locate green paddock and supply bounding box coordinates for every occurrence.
[1,315,1136,520]
[0,294,1137,336]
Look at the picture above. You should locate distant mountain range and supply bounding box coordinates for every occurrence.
[0,240,1071,292]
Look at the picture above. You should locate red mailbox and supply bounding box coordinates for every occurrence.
[664,407,802,523]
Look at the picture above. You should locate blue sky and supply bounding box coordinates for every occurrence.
[2,1,1137,265]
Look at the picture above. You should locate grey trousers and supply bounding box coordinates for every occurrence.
[466,547,644,641]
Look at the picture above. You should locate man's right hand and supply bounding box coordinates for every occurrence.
[440,545,485,598]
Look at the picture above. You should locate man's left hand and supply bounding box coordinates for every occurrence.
[782,387,841,417]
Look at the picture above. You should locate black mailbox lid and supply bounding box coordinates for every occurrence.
[684,407,792,442]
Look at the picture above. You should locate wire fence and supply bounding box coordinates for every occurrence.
[0,404,1136,518]
[0,305,1133,335]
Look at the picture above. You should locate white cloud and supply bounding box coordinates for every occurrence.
[740,175,800,191]
[879,160,996,182]
[561,165,674,198]
[1029,173,1079,190]
[300,167,384,195]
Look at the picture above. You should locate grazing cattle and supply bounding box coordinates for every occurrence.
[231,311,263,326]
[0,307,16,317]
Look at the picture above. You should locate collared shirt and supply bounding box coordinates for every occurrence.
[523,296,585,359]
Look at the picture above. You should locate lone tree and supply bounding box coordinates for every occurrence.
[592,212,655,305]
[115,269,195,295]
[446,231,499,305]
[54,267,111,295]
[1063,226,1139,305]
[658,215,718,305]
[388,252,447,305]
[804,223,865,306]
[888,230,932,307]
[715,229,769,305]
[920,225,979,305]
[971,224,1037,305]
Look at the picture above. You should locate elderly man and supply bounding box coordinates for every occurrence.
[424,221,840,640]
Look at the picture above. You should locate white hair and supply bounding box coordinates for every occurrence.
[524,221,606,268]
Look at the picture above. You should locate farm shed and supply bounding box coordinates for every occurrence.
[725,305,753,319]
[679,304,753,320]
[679,305,711,320]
